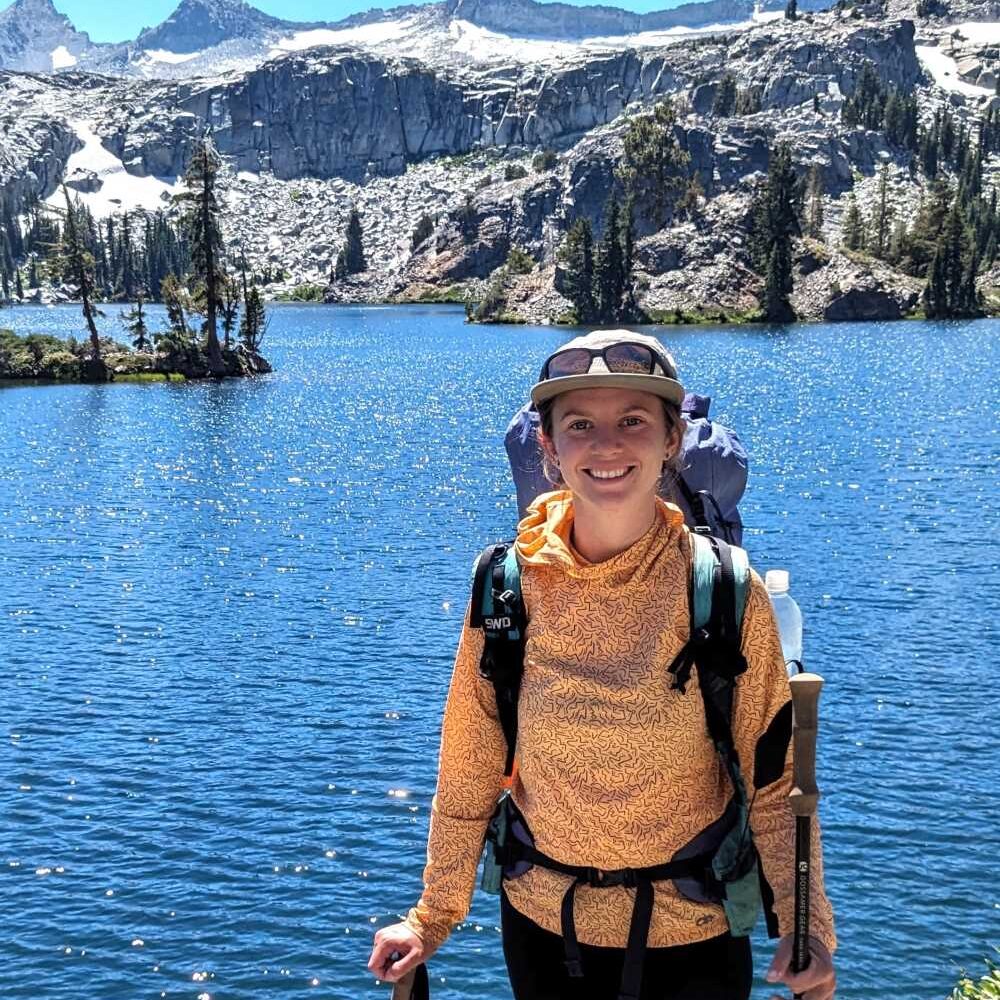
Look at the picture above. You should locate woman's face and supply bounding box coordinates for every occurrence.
[544,387,678,513]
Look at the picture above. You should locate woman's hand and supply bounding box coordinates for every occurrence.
[765,934,836,1000]
[367,922,428,984]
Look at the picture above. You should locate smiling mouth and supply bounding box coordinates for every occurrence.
[584,466,635,481]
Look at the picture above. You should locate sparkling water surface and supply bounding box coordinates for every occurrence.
[1,304,997,1000]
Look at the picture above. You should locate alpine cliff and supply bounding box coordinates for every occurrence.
[3,0,1000,323]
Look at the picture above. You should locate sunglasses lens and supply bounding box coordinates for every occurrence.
[605,343,655,374]
[546,348,594,378]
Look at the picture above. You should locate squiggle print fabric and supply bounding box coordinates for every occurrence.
[404,491,835,955]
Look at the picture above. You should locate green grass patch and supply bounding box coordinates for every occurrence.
[274,284,326,302]
[397,285,471,304]
[643,305,760,325]
[114,372,186,382]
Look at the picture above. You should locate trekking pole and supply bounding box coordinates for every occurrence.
[788,672,823,1000]
[390,959,429,1000]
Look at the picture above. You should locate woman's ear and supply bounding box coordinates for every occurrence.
[536,428,562,485]
[665,422,683,463]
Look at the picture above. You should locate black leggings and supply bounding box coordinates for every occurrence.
[500,888,753,1000]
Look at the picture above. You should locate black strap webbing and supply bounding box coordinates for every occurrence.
[471,542,524,778]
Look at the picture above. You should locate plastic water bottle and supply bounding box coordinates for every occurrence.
[765,569,802,676]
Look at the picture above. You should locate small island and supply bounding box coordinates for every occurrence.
[0,136,271,384]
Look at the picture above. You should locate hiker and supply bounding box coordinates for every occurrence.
[367,330,837,999]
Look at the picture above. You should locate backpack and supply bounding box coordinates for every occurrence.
[469,532,780,1000]
[504,393,748,544]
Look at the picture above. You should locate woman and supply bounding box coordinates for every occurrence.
[367,330,837,1000]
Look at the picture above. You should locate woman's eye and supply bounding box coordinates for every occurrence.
[569,420,591,431]
[623,416,643,427]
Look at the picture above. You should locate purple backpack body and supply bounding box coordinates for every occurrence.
[504,393,748,545]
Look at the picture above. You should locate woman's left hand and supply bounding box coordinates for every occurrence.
[765,934,836,1000]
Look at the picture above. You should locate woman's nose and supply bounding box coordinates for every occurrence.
[590,426,623,453]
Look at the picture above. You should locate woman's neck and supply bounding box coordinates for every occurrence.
[569,495,659,563]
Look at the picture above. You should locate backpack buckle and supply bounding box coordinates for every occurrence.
[493,588,517,609]
[585,867,636,888]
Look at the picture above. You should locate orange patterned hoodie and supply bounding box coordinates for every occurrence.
[405,490,836,955]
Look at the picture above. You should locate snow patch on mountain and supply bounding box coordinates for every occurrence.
[270,21,416,56]
[144,48,202,64]
[50,45,77,69]
[46,121,183,217]
[950,21,1000,45]
[267,8,777,70]
[915,44,992,97]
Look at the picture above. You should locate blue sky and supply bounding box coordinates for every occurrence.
[53,0,684,44]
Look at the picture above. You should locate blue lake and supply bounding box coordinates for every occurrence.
[1,303,997,1000]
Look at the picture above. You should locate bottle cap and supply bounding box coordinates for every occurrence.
[765,569,789,594]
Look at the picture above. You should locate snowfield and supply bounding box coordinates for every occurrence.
[45,121,183,218]
[143,49,201,64]
[951,21,1000,44]
[266,6,783,69]
[915,43,993,97]
[50,45,77,70]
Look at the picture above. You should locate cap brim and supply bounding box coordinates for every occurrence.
[530,372,685,407]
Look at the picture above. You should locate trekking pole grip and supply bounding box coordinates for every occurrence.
[789,673,823,818]
[788,672,823,993]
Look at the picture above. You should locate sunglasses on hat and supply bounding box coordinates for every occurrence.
[538,341,673,382]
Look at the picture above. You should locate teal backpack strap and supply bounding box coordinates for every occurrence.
[470,542,525,779]
[676,532,765,938]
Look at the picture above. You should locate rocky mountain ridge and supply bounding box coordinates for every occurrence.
[0,0,828,78]
[4,2,1000,323]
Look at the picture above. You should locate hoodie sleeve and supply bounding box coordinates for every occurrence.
[732,572,837,954]
[403,604,507,952]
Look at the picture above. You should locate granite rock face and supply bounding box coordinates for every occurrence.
[79,14,922,190]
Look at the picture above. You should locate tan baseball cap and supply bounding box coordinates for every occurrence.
[530,330,684,407]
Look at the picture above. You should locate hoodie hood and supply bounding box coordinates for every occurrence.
[514,489,685,584]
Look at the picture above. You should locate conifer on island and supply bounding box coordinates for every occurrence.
[176,133,226,374]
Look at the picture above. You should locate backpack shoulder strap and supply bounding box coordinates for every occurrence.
[470,541,526,782]
[681,533,751,770]
[690,532,749,635]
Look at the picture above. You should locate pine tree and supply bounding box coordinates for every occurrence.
[923,204,979,317]
[786,0,798,19]
[557,217,595,322]
[804,164,825,239]
[868,163,893,258]
[617,97,691,229]
[160,273,192,342]
[750,143,798,322]
[344,208,366,273]
[177,134,225,374]
[618,198,637,318]
[14,267,24,300]
[335,208,367,278]
[122,294,151,353]
[903,179,952,275]
[27,257,39,288]
[712,74,738,116]
[55,187,103,375]
[888,216,908,265]
[594,197,626,323]
[219,273,240,351]
[239,284,268,352]
[841,194,866,250]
